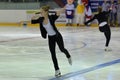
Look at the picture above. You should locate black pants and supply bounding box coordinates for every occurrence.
[48,33,71,70]
[99,24,111,47]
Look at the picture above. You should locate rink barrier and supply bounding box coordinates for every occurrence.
[0,22,98,27]
[0,10,98,27]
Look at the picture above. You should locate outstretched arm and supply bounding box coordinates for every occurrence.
[31,13,41,20]
[50,7,66,20]
[31,13,42,24]
[84,16,95,25]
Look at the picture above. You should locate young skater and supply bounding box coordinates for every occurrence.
[84,7,112,51]
[31,5,72,77]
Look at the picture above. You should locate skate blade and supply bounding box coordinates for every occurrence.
[55,74,61,78]
[105,49,112,52]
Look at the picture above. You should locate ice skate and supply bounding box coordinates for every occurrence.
[55,70,61,77]
[105,47,112,51]
[68,57,72,65]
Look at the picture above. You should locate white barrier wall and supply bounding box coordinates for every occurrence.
[0,10,67,23]
[0,10,27,23]
[0,10,96,24]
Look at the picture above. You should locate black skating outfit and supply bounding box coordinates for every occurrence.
[31,12,71,71]
[85,11,111,47]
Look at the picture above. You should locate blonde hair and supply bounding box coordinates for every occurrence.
[41,5,50,12]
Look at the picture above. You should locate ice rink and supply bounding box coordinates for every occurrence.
[0,26,120,80]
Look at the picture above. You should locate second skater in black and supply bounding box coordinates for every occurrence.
[85,7,111,51]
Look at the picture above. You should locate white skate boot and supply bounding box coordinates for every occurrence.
[55,70,61,77]
[105,47,112,51]
[68,57,72,65]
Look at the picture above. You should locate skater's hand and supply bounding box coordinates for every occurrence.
[32,14,41,20]
[32,10,42,20]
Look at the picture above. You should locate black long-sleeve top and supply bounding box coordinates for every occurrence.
[85,10,110,25]
[31,13,59,39]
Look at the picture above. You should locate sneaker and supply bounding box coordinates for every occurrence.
[68,57,72,65]
[55,70,61,77]
[105,47,112,51]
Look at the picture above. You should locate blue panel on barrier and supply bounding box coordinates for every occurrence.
[89,0,117,12]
